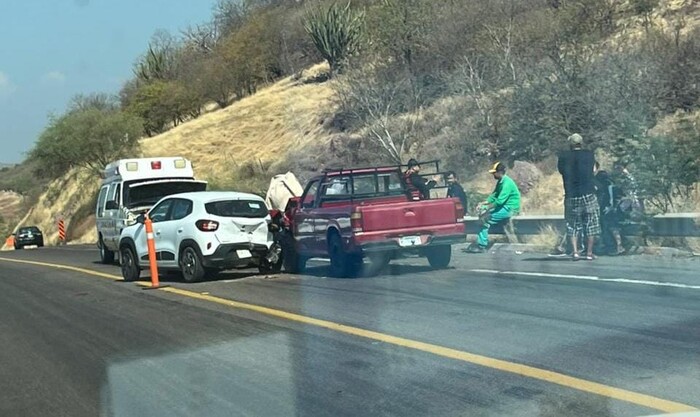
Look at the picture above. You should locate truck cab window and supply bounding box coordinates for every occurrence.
[301,180,320,208]
[322,177,350,197]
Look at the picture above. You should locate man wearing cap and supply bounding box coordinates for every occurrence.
[467,162,521,253]
[557,133,600,260]
[403,158,437,200]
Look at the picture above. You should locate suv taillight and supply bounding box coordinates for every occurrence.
[196,220,219,232]
[350,211,363,233]
[454,200,465,221]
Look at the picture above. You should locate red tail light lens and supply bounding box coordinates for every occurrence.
[196,220,219,232]
[151,161,162,170]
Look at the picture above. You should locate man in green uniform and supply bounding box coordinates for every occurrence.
[467,162,521,253]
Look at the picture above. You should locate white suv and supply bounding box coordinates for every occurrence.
[118,191,281,282]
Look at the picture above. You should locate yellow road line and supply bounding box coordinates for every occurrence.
[0,257,122,281]
[0,256,696,413]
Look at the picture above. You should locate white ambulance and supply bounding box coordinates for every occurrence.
[96,157,207,263]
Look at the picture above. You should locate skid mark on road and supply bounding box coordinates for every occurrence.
[1,256,696,414]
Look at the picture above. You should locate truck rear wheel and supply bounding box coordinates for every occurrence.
[426,245,452,269]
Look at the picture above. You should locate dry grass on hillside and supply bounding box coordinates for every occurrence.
[141,63,335,186]
[520,174,565,215]
[612,0,700,45]
[16,169,99,246]
[0,191,23,222]
[523,225,562,248]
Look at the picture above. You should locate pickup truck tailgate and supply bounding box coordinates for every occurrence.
[358,199,458,232]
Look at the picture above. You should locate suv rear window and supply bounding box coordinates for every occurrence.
[205,200,268,218]
[19,227,40,234]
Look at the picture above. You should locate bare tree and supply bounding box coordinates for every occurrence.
[335,69,422,163]
[181,23,220,53]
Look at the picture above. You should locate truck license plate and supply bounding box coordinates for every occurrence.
[399,236,422,247]
[236,249,252,259]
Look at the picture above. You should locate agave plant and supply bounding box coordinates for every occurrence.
[304,2,365,77]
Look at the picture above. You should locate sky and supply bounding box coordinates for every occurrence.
[0,0,216,164]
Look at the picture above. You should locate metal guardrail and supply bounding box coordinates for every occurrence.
[463,213,700,237]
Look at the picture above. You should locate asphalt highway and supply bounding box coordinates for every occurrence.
[1,245,698,417]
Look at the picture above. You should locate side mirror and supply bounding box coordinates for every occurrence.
[286,197,300,211]
[136,214,146,224]
[301,195,316,209]
[105,200,119,210]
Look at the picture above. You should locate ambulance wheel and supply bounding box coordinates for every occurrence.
[99,236,115,264]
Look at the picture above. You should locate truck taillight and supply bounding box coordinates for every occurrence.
[350,211,363,233]
[454,201,465,221]
[196,220,219,232]
[151,161,162,170]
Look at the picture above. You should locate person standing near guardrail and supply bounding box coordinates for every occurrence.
[557,133,600,261]
[595,163,626,255]
[466,162,521,253]
[613,161,645,222]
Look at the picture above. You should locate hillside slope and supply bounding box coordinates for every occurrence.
[0,191,24,239]
[7,65,336,247]
[8,0,700,248]
[140,64,336,186]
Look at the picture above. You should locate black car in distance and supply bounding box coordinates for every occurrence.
[14,226,44,250]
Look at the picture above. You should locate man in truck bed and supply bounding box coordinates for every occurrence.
[403,158,437,200]
[280,163,465,277]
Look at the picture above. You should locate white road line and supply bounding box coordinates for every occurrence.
[470,269,700,290]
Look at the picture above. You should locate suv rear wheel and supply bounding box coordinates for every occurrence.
[180,246,206,283]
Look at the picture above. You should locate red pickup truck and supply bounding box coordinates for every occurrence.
[279,165,466,277]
